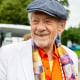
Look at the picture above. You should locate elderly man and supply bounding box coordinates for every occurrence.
[0,0,78,80]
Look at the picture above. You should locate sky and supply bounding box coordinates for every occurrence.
[65,0,80,29]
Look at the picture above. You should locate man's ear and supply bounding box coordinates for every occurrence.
[57,20,66,34]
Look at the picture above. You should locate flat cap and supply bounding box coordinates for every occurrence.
[27,0,67,20]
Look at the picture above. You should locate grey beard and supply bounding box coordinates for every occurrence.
[32,34,57,48]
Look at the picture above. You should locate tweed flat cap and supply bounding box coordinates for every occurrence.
[27,0,67,20]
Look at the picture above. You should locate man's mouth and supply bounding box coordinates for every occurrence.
[34,33,49,37]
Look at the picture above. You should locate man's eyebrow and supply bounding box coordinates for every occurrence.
[45,16,57,20]
[45,15,55,18]
[31,16,39,19]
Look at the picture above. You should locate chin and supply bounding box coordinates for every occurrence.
[34,40,52,48]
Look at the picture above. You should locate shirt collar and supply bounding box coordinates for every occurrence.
[38,42,59,59]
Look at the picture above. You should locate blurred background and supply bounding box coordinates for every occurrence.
[0,0,80,78]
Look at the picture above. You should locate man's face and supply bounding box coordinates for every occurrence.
[31,11,61,48]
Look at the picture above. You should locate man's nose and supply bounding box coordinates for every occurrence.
[36,21,46,31]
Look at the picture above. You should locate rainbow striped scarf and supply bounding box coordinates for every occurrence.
[32,39,76,80]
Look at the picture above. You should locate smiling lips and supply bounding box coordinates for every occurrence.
[34,32,50,37]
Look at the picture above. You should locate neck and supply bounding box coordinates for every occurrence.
[40,43,54,61]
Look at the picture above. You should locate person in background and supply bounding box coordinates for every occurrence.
[24,33,31,41]
[67,40,72,48]
[0,0,78,80]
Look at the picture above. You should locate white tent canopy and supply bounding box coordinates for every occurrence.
[0,24,31,37]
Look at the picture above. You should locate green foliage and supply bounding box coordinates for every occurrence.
[61,25,80,45]
[0,0,3,4]
[56,0,69,7]
[0,0,34,25]
[0,0,69,25]
[73,50,80,57]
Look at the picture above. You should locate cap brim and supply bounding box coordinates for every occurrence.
[27,8,57,17]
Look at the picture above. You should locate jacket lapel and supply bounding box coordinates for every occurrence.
[20,39,34,80]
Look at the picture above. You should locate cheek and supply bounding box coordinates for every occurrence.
[51,30,57,38]
[31,25,36,33]
[49,27,57,39]
[31,27,34,38]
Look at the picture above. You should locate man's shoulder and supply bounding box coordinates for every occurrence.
[62,45,77,56]
[1,39,31,49]
[0,39,32,57]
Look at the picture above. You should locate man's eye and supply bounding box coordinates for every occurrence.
[45,21,50,22]
[45,20,51,23]
[32,20,38,22]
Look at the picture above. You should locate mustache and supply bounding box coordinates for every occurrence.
[34,31,50,36]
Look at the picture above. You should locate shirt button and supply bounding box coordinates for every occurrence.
[44,54,47,57]
[47,67,49,70]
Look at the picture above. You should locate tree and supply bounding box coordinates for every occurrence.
[61,26,80,45]
[0,0,3,4]
[0,0,26,25]
[56,0,69,7]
